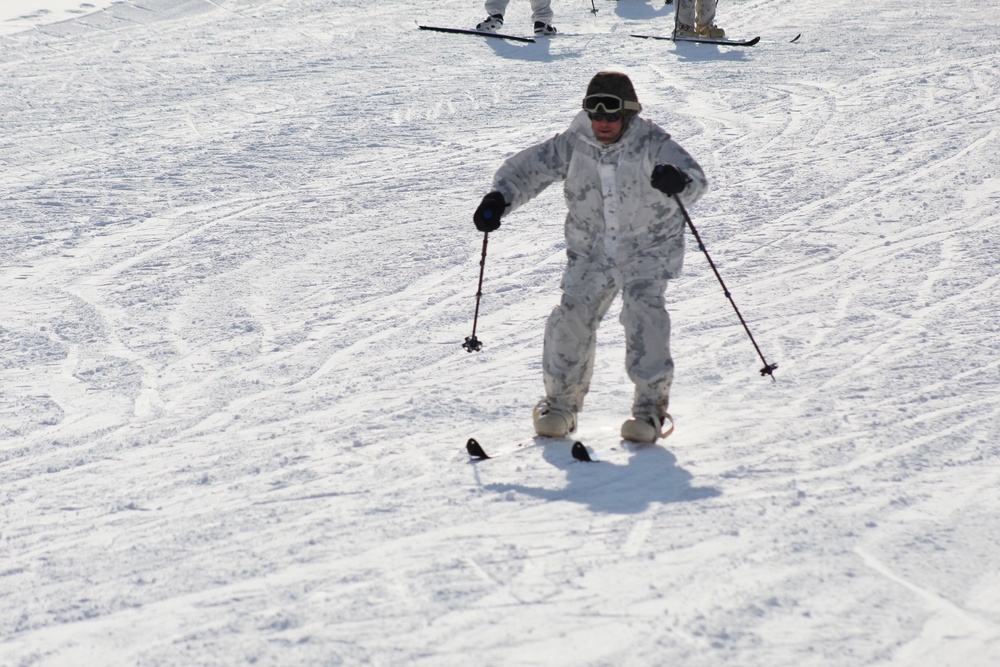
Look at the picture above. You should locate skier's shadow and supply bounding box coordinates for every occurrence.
[485,440,720,514]
[611,1,674,21]
[484,36,572,63]
[672,42,751,63]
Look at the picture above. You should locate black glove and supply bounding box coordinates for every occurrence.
[473,192,507,233]
[650,164,691,196]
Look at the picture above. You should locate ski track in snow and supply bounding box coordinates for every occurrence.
[2,0,1000,665]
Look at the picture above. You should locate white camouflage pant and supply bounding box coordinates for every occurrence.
[542,261,673,420]
[483,0,554,24]
[676,0,718,27]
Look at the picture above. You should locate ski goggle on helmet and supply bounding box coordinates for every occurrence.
[582,93,642,115]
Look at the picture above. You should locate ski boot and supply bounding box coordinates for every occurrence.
[621,413,669,443]
[534,21,557,36]
[696,23,726,38]
[533,401,576,438]
[476,14,503,32]
[674,23,699,38]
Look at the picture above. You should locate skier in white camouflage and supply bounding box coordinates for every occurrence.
[675,0,725,39]
[473,71,707,443]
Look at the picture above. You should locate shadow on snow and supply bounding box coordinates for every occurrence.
[484,439,721,514]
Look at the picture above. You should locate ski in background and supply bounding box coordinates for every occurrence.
[632,33,761,46]
[467,415,674,463]
[465,436,569,460]
[419,25,536,43]
[466,437,597,463]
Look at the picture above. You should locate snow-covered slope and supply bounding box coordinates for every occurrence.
[0,1,117,37]
[2,0,1000,664]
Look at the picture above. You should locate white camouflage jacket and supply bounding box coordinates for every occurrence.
[492,110,708,282]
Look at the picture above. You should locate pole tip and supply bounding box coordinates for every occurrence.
[462,335,483,353]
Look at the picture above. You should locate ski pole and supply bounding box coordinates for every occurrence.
[671,194,778,380]
[589,0,599,15]
[463,232,489,352]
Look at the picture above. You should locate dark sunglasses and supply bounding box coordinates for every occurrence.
[588,112,622,123]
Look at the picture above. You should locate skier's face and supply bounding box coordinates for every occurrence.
[590,114,624,144]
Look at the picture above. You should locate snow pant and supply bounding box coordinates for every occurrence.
[677,0,718,27]
[542,262,673,420]
[483,0,554,24]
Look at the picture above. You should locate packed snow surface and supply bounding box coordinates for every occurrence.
[3,0,1000,665]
